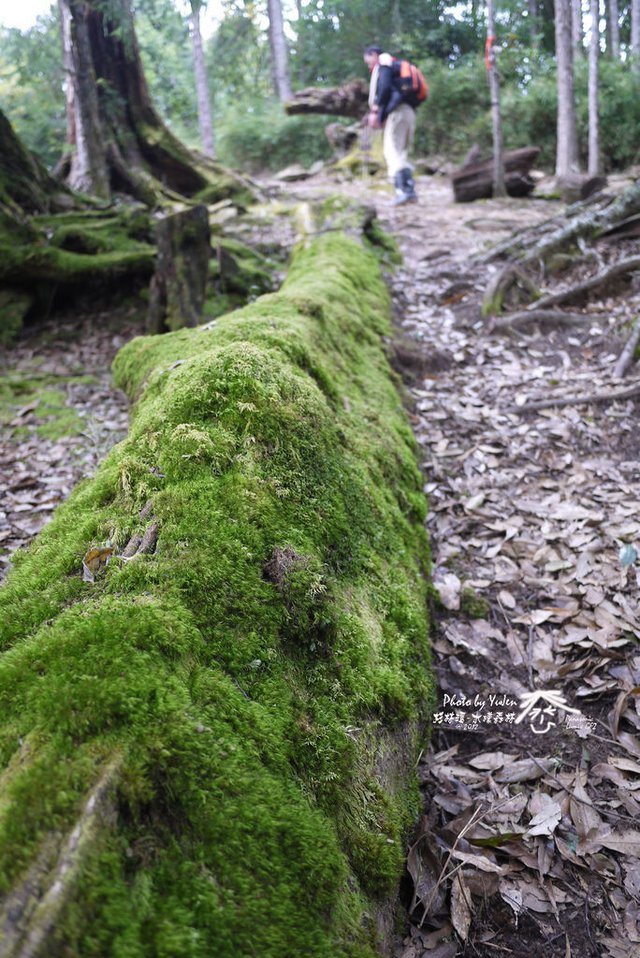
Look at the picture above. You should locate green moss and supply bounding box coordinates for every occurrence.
[0,234,433,957]
[0,289,32,345]
[460,585,490,619]
[0,374,97,440]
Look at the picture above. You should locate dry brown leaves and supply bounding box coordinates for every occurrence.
[1,310,136,579]
[385,190,640,958]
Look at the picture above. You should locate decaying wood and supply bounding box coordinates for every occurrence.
[284,78,369,118]
[508,378,640,413]
[490,308,590,332]
[613,317,640,379]
[147,205,210,333]
[451,147,540,203]
[0,759,121,958]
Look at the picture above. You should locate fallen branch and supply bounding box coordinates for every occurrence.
[506,379,640,413]
[613,317,640,379]
[490,309,591,332]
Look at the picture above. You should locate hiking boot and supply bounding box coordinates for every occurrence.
[391,168,418,205]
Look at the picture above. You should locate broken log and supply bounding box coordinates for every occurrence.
[613,317,640,379]
[451,147,540,203]
[147,204,210,333]
[284,78,369,118]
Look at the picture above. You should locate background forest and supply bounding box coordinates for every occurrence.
[2,0,640,179]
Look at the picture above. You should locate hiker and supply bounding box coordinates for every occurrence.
[363,44,425,205]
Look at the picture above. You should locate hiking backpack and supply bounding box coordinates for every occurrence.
[396,60,428,106]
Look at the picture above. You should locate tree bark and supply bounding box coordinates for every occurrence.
[62,0,110,199]
[528,0,541,47]
[588,0,601,176]
[606,0,620,57]
[571,0,583,63]
[190,1,215,158]
[147,205,211,333]
[486,0,506,197]
[554,0,580,176]
[57,0,251,204]
[632,0,640,67]
[267,0,292,102]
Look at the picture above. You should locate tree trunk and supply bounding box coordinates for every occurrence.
[62,0,110,198]
[588,0,600,175]
[267,0,292,102]
[606,0,620,57]
[58,0,251,204]
[528,0,541,47]
[190,2,215,158]
[554,0,579,176]
[486,0,506,197]
[571,0,583,63]
[632,0,640,66]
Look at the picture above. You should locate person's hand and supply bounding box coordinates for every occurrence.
[368,110,381,129]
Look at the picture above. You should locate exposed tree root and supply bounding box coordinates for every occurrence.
[531,254,640,309]
[489,309,591,332]
[0,759,121,958]
[507,379,640,413]
[613,317,640,379]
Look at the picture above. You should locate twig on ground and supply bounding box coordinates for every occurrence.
[613,316,640,379]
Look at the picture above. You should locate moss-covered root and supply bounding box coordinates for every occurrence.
[0,233,434,958]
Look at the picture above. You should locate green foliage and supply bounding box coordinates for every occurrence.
[0,12,64,169]
[135,0,199,147]
[216,100,333,172]
[0,234,433,956]
[413,55,491,160]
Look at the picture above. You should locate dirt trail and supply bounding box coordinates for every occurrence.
[371,175,640,958]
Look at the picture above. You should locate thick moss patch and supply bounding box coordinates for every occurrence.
[0,234,433,957]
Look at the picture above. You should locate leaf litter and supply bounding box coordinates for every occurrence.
[376,175,640,958]
[0,307,139,580]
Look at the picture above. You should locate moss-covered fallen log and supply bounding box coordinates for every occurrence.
[0,233,433,957]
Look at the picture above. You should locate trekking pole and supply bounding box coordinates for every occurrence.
[360,117,371,181]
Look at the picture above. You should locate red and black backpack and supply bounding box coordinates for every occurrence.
[395,60,429,106]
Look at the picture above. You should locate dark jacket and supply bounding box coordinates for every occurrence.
[374,54,410,123]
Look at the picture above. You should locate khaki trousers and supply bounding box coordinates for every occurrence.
[383,104,416,179]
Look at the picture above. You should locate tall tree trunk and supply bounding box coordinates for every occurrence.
[61,0,109,198]
[554,0,580,176]
[631,0,640,66]
[267,0,292,102]
[190,1,215,157]
[486,0,506,197]
[571,0,583,63]
[528,0,541,47]
[606,0,620,57]
[57,0,250,204]
[588,0,600,175]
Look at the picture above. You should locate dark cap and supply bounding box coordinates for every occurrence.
[364,44,382,55]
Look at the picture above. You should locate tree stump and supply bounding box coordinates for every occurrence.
[147,205,210,333]
[451,146,541,202]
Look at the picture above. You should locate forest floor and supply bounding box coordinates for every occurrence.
[2,170,640,958]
